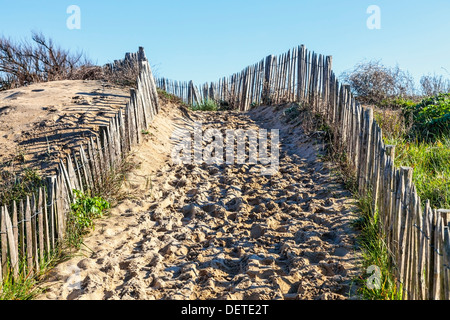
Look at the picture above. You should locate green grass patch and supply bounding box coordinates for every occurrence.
[378,97,417,110]
[190,99,219,111]
[384,136,450,209]
[352,193,403,300]
[0,274,41,300]
[65,189,110,250]
[0,250,62,300]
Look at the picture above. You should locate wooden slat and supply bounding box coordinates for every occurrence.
[393,168,403,273]
[12,201,18,253]
[46,176,56,251]
[379,152,388,237]
[42,186,50,256]
[87,137,99,187]
[55,175,65,241]
[60,172,71,237]
[59,158,74,202]
[66,154,80,193]
[400,167,413,297]
[106,123,116,169]
[125,102,134,151]
[416,199,425,299]
[113,114,122,162]
[136,76,149,129]
[107,121,116,169]
[387,158,395,249]
[100,126,111,170]
[1,206,8,279]
[443,221,449,300]
[427,205,434,299]
[424,201,432,299]
[3,206,19,279]
[118,109,127,157]
[18,200,25,260]
[25,196,33,275]
[72,150,85,193]
[433,211,443,299]
[94,134,107,185]
[411,190,420,299]
[79,145,93,191]
[31,194,39,274]
[37,188,45,264]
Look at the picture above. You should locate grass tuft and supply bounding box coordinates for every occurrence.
[157,88,186,105]
[65,189,110,250]
[190,99,219,111]
[352,192,403,300]
[0,248,63,300]
[0,167,44,207]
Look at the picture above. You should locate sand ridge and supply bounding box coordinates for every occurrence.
[0,80,130,175]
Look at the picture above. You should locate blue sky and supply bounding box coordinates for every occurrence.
[1,0,450,86]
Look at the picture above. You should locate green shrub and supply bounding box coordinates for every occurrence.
[403,93,450,141]
[71,190,110,229]
[66,190,110,248]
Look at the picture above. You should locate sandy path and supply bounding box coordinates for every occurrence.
[37,103,361,300]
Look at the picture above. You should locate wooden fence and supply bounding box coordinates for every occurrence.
[156,46,332,111]
[106,51,140,73]
[0,47,160,283]
[156,45,449,300]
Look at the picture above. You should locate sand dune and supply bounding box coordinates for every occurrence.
[0,80,129,175]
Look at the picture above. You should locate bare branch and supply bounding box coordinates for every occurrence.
[340,60,416,105]
[0,32,104,90]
